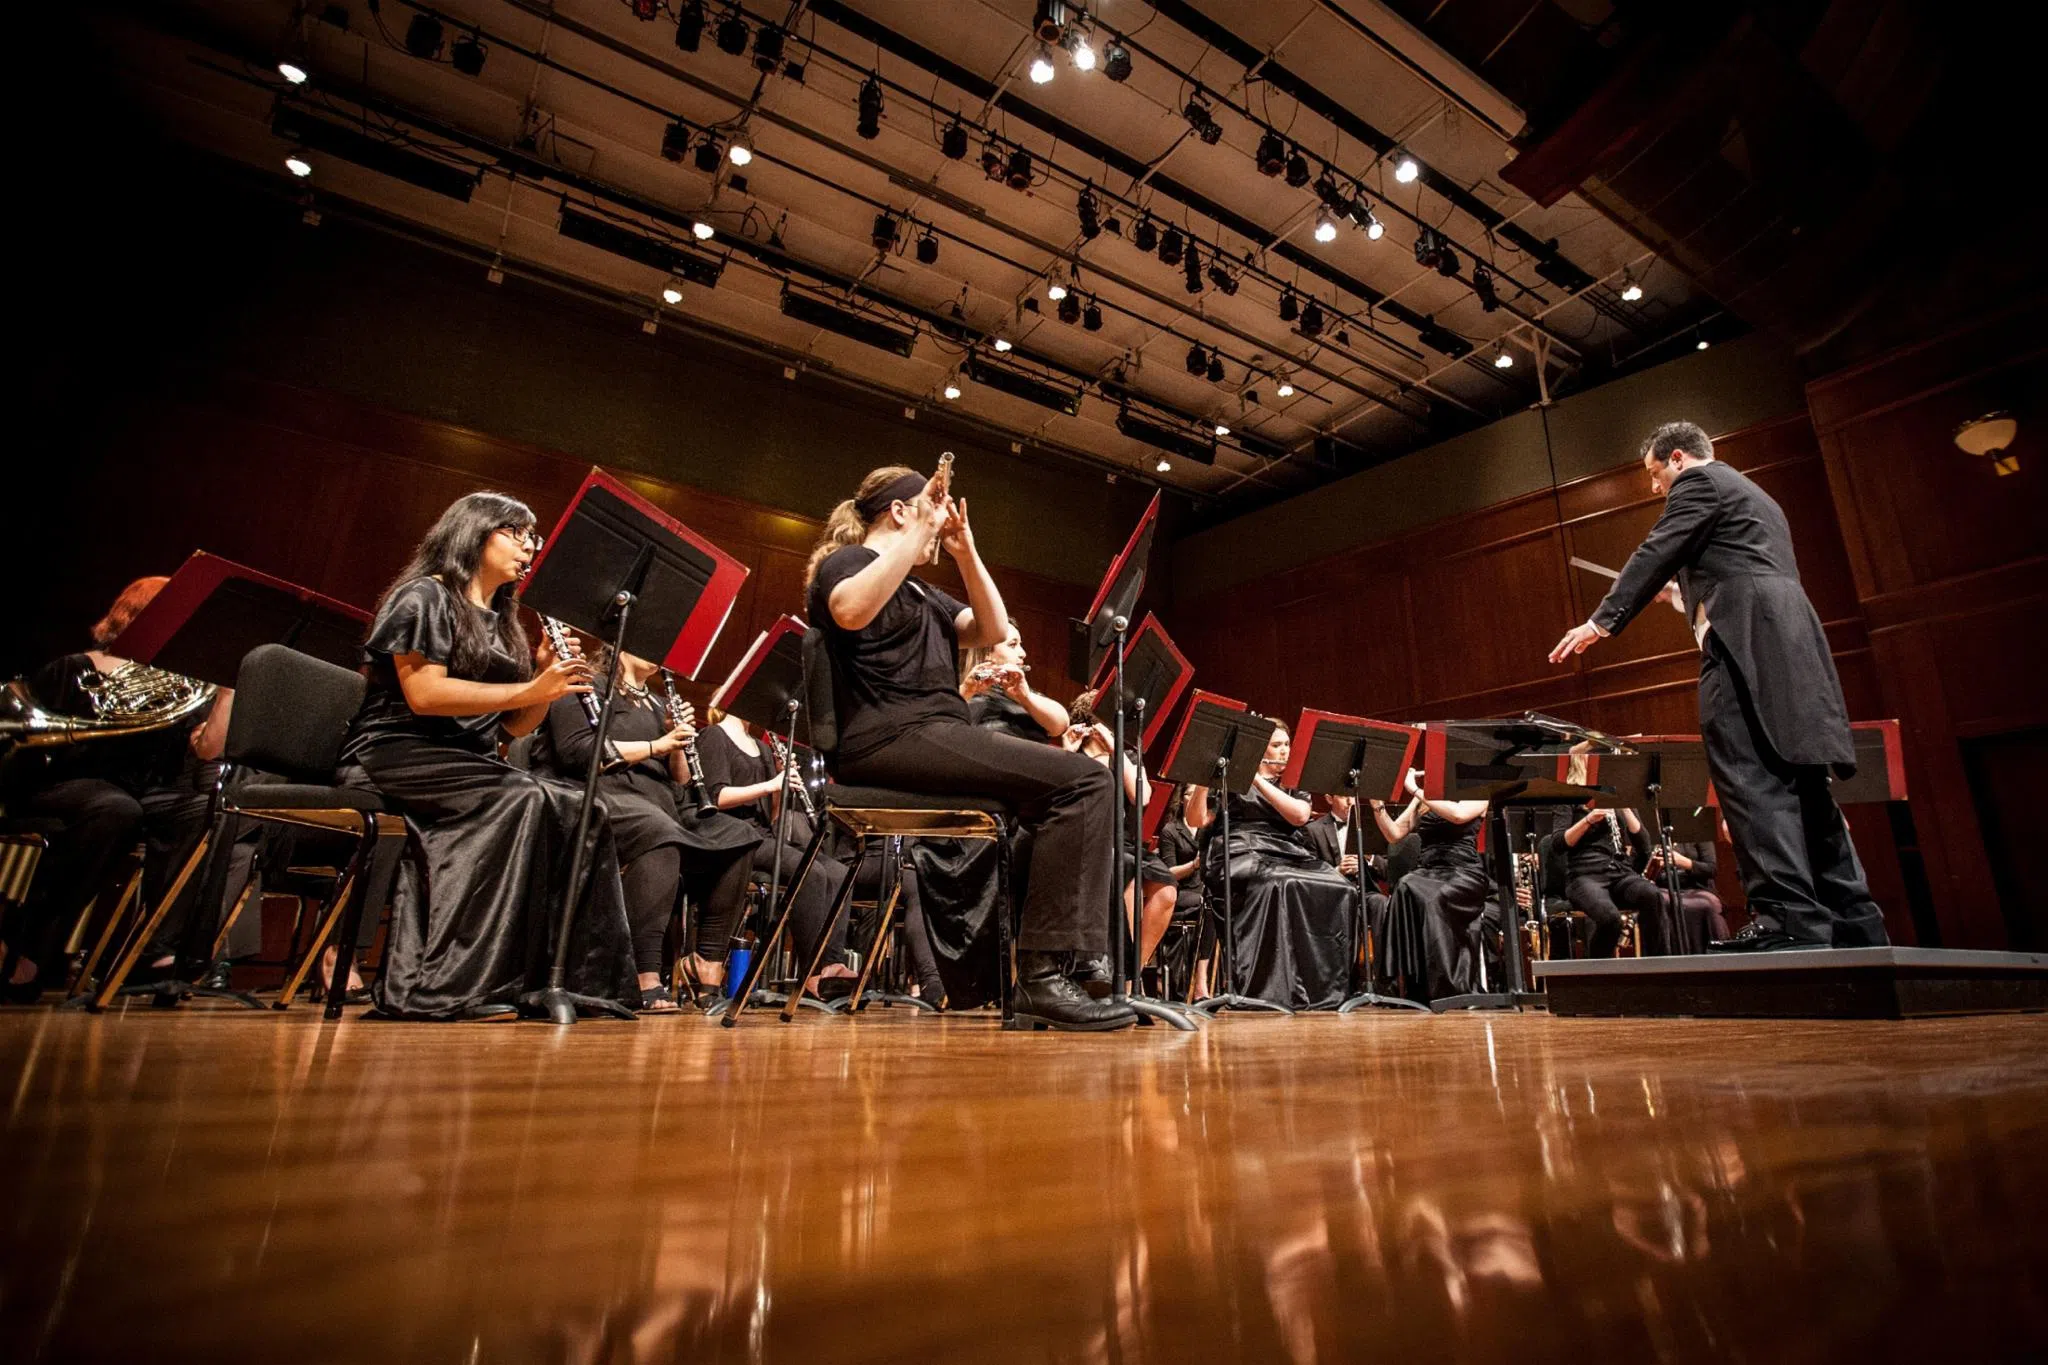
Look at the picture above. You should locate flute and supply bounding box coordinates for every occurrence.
[927,451,955,564]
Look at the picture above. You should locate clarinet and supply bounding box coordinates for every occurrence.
[766,731,818,822]
[539,616,602,725]
[657,668,718,817]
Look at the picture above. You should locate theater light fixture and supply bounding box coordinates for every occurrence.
[692,220,715,241]
[693,138,722,173]
[1066,29,1097,71]
[941,120,968,160]
[1103,40,1132,81]
[1256,131,1286,177]
[1276,378,1295,398]
[1393,151,1420,184]
[1005,147,1033,190]
[278,61,308,85]
[993,337,1013,352]
[1300,299,1324,337]
[1159,227,1184,267]
[1133,216,1157,252]
[450,31,487,76]
[1472,262,1499,312]
[1314,213,1337,244]
[752,24,784,72]
[1954,411,2021,475]
[404,14,443,59]
[1621,273,1644,302]
[1082,300,1103,331]
[1284,150,1310,188]
[1029,46,1056,84]
[662,282,684,305]
[1057,291,1081,325]
[661,120,691,162]
[727,139,752,166]
[285,154,312,177]
[716,7,749,55]
[1494,344,1514,369]
[943,375,963,400]
[674,1,705,51]
[1279,289,1298,323]
[1206,355,1225,382]
[1156,457,1171,472]
[1185,343,1207,376]
[857,73,883,139]
[1214,422,1230,437]
[916,231,939,265]
[1047,279,1069,302]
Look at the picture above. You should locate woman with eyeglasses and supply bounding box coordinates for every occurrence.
[338,491,639,1020]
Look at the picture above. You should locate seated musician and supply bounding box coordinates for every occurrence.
[338,491,638,1020]
[695,708,858,1001]
[532,648,761,1012]
[1152,787,1205,1000]
[1378,769,1492,1001]
[806,464,1129,1031]
[1305,790,1392,972]
[1646,829,1728,952]
[1558,801,1674,957]
[1184,722,1357,1010]
[960,618,1068,741]
[1,576,253,1003]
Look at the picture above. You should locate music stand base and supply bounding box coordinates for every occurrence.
[519,987,638,1023]
[1193,992,1294,1016]
[831,990,939,1014]
[1338,989,1431,1014]
[1429,990,1546,1013]
[1127,995,1202,1030]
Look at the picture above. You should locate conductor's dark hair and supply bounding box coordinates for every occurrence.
[1641,420,1714,465]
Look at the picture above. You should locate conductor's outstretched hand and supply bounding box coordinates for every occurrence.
[1549,622,1602,665]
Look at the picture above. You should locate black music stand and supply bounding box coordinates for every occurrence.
[1070,497,1197,1031]
[519,469,749,1024]
[1286,710,1430,1014]
[1585,739,1716,950]
[1422,716,1618,1012]
[1165,696,1289,1016]
[705,615,833,1017]
[105,552,371,1009]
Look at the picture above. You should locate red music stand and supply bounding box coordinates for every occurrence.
[1087,612,1193,755]
[517,468,750,1023]
[109,551,371,684]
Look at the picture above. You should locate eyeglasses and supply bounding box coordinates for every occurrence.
[495,525,544,552]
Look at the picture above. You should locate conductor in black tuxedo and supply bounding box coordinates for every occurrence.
[1548,421,1887,952]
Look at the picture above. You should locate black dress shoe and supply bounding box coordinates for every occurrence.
[1014,953,1136,1031]
[1709,922,1828,953]
[1069,953,1114,1000]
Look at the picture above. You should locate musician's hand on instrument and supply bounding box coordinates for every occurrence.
[1585,806,1609,826]
[521,656,593,706]
[1339,853,1359,877]
[651,721,696,756]
[939,496,976,561]
[913,491,949,558]
[1549,622,1603,664]
[1000,665,1030,699]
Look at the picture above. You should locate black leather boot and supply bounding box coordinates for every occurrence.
[1014,952,1136,1031]
[1069,952,1114,999]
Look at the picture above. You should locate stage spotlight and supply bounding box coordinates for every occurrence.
[716,8,749,55]
[727,140,752,166]
[692,219,715,241]
[1030,46,1056,84]
[1047,279,1068,301]
[1314,212,1337,244]
[1363,208,1384,240]
[1066,30,1097,71]
[1077,184,1100,239]
[1083,300,1103,331]
[1034,0,1065,42]
[1156,456,1171,472]
[1284,150,1310,188]
[857,73,883,139]
[631,0,659,17]
[278,61,308,85]
[1256,131,1286,177]
[1696,336,1710,351]
[1183,98,1221,144]
[1276,378,1295,397]
[1206,355,1225,382]
[1214,422,1230,436]
[1159,227,1184,266]
[1058,291,1081,324]
[661,120,691,162]
[1103,40,1131,81]
[1005,147,1033,189]
[404,14,443,59]
[753,24,784,72]
[285,153,313,177]
[993,337,1013,352]
[1207,262,1229,291]
[1133,216,1158,252]
[944,377,963,400]
[662,283,684,305]
[694,138,722,172]
[1183,242,1203,293]
[1472,262,1499,311]
[1186,343,1206,376]
[1393,151,1420,183]
[1300,299,1325,337]
[1435,243,1459,278]
[1218,270,1239,296]
[981,141,1005,180]
[451,31,487,76]
[1279,289,1298,323]
[942,120,968,160]
[1621,274,1644,302]
[675,1,704,51]
[872,213,899,251]
[916,231,939,265]
[1494,346,1514,369]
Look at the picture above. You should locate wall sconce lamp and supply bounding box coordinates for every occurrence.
[1953,411,2020,476]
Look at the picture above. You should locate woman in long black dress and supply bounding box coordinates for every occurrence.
[338,491,638,1020]
[806,464,1128,1030]
[1185,723,1357,1010]
[1153,787,1205,999]
[1379,767,1492,1001]
[695,711,857,999]
[533,651,760,1011]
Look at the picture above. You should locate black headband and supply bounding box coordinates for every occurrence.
[855,472,930,522]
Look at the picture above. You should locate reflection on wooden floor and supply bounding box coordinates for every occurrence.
[2,1005,2046,1362]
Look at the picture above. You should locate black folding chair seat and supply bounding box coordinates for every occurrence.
[90,644,404,1016]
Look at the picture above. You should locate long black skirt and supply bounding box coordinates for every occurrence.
[347,738,639,1020]
[1205,830,1356,1010]
[1384,858,1493,1000]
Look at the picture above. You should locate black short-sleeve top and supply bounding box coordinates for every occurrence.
[968,690,1055,744]
[807,546,970,760]
[343,577,526,759]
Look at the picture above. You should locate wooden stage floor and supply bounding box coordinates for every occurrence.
[3,1004,2045,1363]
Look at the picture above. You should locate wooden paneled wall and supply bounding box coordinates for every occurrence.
[29,372,1089,710]
[1805,301,2048,947]
[1171,412,1912,937]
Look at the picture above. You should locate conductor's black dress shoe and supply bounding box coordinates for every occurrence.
[1709,922,1829,953]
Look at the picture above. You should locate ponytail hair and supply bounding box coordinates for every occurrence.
[804,464,921,591]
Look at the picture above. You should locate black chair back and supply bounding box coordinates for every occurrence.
[225,645,365,782]
[801,627,838,763]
